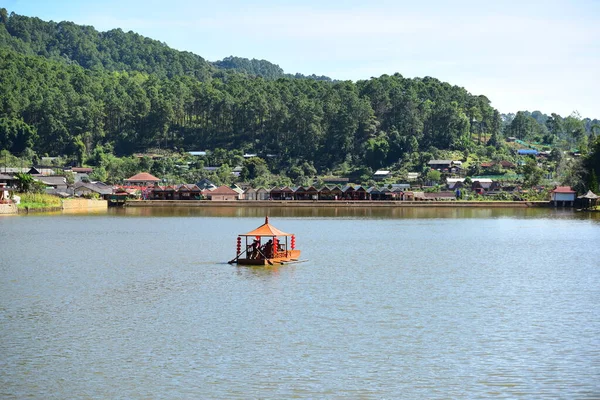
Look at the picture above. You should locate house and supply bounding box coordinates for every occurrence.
[367,187,383,200]
[243,187,257,200]
[305,186,319,200]
[518,149,538,156]
[446,178,465,190]
[205,185,239,201]
[471,179,494,194]
[354,186,368,200]
[269,186,294,200]
[373,170,390,180]
[551,186,576,207]
[428,160,454,170]
[0,173,17,188]
[196,178,216,191]
[230,184,244,199]
[187,151,207,157]
[28,166,56,175]
[406,172,420,181]
[256,187,270,201]
[151,185,176,200]
[269,187,283,200]
[72,182,113,199]
[176,184,202,200]
[499,161,516,169]
[390,183,411,191]
[70,167,93,174]
[321,176,349,185]
[66,167,93,183]
[390,187,404,199]
[293,186,318,200]
[124,172,160,187]
[33,175,68,194]
[506,137,517,142]
[293,186,307,200]
[341,185,356,200]
[317,186,334,200]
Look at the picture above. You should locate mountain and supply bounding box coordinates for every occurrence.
[0,11,214,80]
[0,10,332,82]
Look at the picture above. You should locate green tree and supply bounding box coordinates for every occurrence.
[426,169,441,183]
[522,158,543,187]
[241,157,269,181]
[584,136,600,192]
[589,169,599,193]
[89,166,108,182]
[14,172,34,192]
[364,134,390,170]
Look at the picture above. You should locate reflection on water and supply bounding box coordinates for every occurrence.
[112,205,599,221]
[1,210,599,398]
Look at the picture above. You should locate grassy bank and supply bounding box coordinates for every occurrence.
[17,193,62,209]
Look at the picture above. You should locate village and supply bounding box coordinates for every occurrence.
[1,155,596,210]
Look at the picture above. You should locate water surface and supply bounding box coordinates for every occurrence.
[1,207,599,398]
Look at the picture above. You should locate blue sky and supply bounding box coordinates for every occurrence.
[5,0,600,118]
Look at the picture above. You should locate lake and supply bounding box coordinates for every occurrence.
[1,207,599,399]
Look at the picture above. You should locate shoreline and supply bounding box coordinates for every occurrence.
[125,200,551,208]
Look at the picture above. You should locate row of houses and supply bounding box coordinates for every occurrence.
[145,183,459,202]
[1,168,580,205]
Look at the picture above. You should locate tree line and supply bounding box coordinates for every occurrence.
[0,44,500,172]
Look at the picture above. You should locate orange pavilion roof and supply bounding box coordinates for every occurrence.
[240,216,292,237]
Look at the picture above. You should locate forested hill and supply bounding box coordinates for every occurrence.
[0,10,215,80]
[0,10,330,81]
[4,8,594,178]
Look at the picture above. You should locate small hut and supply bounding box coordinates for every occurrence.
[577,190,599,210]
[551,186,576,207]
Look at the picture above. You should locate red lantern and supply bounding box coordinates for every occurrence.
[236,237,241,253]
[291,235,295,250]
[273,238,278,254]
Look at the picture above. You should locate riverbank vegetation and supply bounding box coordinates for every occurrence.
[17,192,61,209]
[0,9,598,193]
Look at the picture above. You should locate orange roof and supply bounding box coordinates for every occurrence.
[552,186,576,193]
[210,185,239,195]
[240,216,292,237]
[125,172,160,182]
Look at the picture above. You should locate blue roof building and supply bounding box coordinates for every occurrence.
[518,149,538,155]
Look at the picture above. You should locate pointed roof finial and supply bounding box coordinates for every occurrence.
[265,215,269,224]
